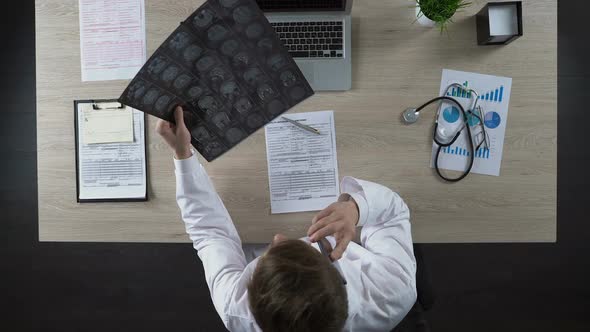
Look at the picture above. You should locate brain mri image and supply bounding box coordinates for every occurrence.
[146,56,168,76]
[196,55,218,73]
[233,5,258,24]
[257,38,274,53]
[221,39,240,56]
[126,80,147,102]
[267,54,288,72]
[234,97,253,115]
[198,95,221,114]
[246,113,265,128]
[209,67,231,84]
[187,85,206,99]
[168,31,192,53]
[191,126,212,143]
[142,88,160,106]
[220,81,241,101]
[193,8,214,28]
[243,67,264,86]
[257,83,277,101]
[154,95,173,115]
[207,24,230,42]
[289,86,307,102]
[232,52,251,68]
[245,23,264,39]
[225,128,245,144]
[173,74,192,90]
[266,99,286,116]
[119,0,313,161]
[161,65,180,84]
[183,45,203,63]
[280,70,297,87]
[203,141,225,158]
[212,112,231,131]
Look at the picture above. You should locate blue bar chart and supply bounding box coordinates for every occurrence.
[481,86,504,103]
[440,146,490,159]
[475,147,490,159]
[446,81,472,99]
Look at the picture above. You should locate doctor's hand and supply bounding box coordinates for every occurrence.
[156,106,192,160]
[307,200,359,261]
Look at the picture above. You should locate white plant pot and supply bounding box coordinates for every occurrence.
[416,5,436,27]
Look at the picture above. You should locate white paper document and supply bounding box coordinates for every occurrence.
[431,69,512,176]
[77,103,146,201]
[78,0,146,81]
[82,107,134,144]
[265,111,339,214]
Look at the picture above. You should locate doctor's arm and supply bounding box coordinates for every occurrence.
[308,176,417,292]
[157,107,247,326]
[309,177,417,329]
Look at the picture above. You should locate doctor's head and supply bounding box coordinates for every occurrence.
[247,235,348,332]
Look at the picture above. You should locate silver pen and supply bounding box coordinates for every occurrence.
[281,116,321,135]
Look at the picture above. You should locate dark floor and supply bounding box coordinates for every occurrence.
[1,1,589,331]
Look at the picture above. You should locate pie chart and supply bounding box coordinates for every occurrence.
[484,111,501,129]
[442,106,460,123]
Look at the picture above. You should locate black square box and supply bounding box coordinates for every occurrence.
[476,1,523,45]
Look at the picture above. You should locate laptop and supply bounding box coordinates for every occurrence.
[256,0,353,91]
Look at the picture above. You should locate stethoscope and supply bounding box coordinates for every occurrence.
[401,83,488,182]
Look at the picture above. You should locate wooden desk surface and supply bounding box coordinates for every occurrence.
[36,0,556,243]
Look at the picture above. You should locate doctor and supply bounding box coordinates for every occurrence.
[157,106,417,332]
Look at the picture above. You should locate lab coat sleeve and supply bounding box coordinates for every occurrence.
[174,154,247,327]
[340,176,417,316]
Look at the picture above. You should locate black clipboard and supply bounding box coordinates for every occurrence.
[74,99,148,203]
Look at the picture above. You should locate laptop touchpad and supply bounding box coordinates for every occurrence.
[296,62,316,85]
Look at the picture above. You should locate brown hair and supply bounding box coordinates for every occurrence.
[248,239,348,332]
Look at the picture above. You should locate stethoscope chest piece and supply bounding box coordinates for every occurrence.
[402,108,420,124]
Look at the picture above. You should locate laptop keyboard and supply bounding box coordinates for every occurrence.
[270,21,344,59]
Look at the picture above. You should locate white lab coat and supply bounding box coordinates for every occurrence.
[175,155,417,332]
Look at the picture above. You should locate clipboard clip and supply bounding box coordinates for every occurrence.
[93,102,125,110]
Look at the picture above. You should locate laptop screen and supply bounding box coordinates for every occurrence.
[255,0,346,12]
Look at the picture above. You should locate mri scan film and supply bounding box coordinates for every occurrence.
[119,0,314,161]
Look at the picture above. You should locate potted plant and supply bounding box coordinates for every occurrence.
[415,0,471,31]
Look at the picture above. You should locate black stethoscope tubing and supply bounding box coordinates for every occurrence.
[414,96,478,182]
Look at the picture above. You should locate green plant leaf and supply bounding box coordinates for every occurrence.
[416,0,471,33]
